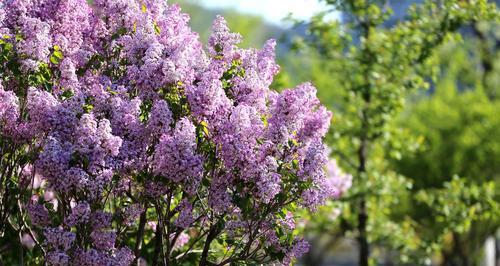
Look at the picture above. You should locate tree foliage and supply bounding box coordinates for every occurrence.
[292,0,499,265]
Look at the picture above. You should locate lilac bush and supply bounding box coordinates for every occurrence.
[0,0,349,265]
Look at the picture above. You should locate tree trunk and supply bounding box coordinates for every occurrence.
[357,110,369,266]
[358,198,369,266]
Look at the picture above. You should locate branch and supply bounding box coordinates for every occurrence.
[199,225,218,266]
[176,229,209,262]
[133,204,148,262]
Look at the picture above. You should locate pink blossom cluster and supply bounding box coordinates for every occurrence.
[0,0,348,265]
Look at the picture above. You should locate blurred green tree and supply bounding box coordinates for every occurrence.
[293,0,499,265]
[393,33,500,264]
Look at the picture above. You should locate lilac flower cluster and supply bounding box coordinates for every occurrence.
[325,158,353,198]
[0,0,349,265]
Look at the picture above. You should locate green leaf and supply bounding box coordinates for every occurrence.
[60,89,74,100]
[53,50,63,59]
[154,22,161,35]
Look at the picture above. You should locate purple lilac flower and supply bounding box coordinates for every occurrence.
[0,1,340,264]
[175,199,194,228]
[26,87,59,134]
[122,203,143,226]
[283,238,311,265]
[0,85,20,136]
[186,68,232,127]
[171,231,190,250]
[65,201,91,227]
[46,251,70,266]
[27,202,50,227]
[90,211,113,230]
[147,99,173,137]
[18,17,51,70]
[208,15,241,60]
[44,227,76,251]
[152,118,203,195]
[325,158,353,198]
[90,230,116,250]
